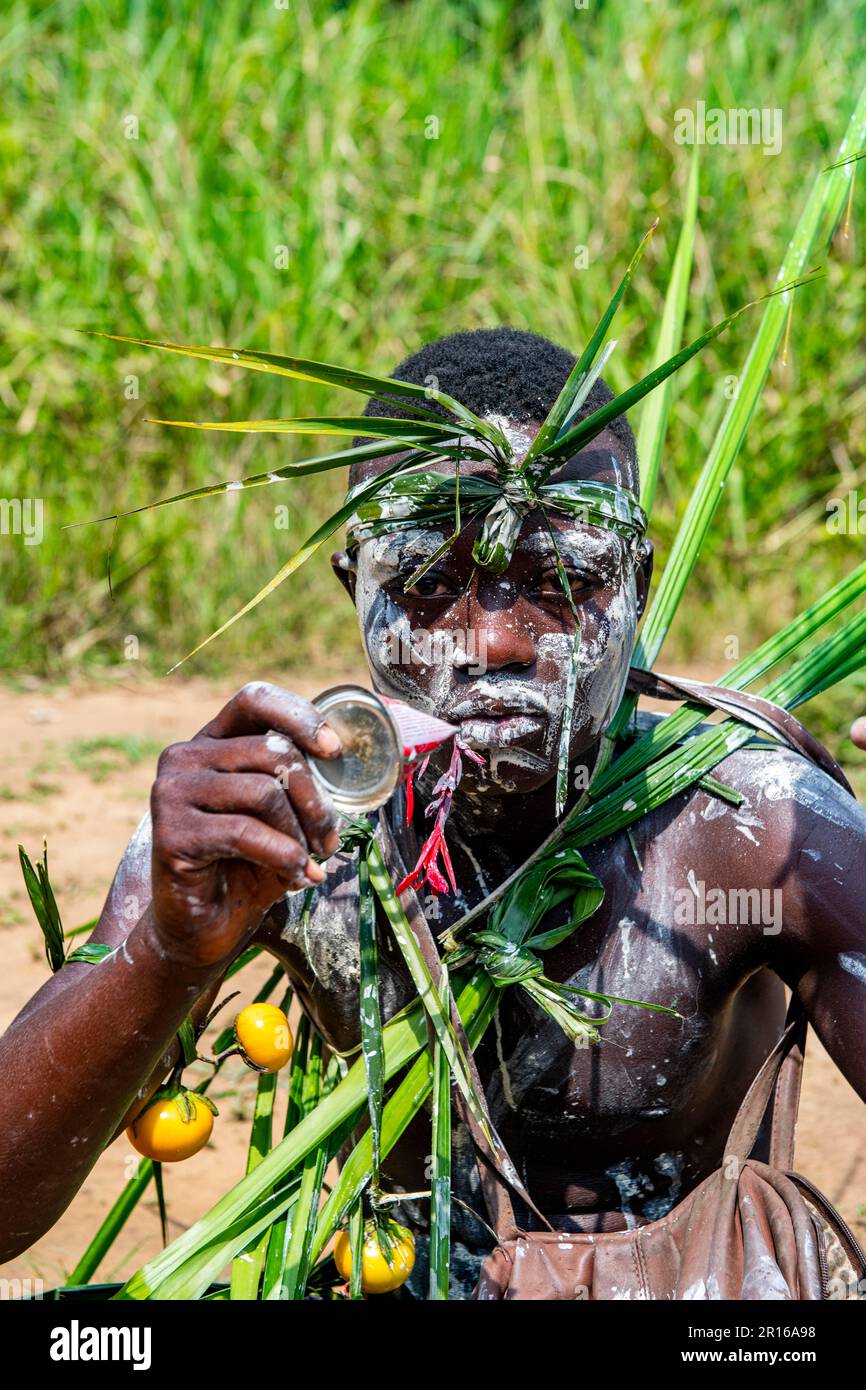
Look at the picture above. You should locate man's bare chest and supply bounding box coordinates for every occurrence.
[273,787,780,1121]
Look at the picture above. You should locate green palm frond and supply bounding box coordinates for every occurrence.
[84,332,509,448]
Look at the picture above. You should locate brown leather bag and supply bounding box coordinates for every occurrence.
[471,1006,866,1300]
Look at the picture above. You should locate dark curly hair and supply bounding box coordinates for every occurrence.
[353,326,638,490]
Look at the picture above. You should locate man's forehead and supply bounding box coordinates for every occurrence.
[357,513,627,572]
[504,418,635,490]
[348,419,640,576]
[548,433,636,491]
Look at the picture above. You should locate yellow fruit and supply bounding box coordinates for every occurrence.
[234,1003,293,1073]
[333,1219,415,1295]
[127,1090,214,1162]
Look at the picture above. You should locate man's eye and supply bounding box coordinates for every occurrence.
[532,569,596,600]
[400,573,454,599]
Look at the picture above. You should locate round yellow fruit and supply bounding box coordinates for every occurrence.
[127,1091,214,1162]
[234,1003,293,1073]
[333,1219,415,1295]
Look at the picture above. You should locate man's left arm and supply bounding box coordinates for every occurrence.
[772,766,866,1101]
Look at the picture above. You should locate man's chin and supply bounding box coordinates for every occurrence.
[456,723,603,798]
[458,747,556,795]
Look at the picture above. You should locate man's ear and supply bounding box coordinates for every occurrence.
[634,539,654,621]
[331,550,357,603]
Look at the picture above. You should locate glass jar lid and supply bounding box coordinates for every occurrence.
[309,685,403,814]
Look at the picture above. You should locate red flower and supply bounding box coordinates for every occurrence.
[397,738,484,897]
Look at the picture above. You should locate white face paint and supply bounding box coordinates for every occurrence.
[352,509,639,797]
[353,526,457,712]
[839,952,866,987]
[348,408,642,798]
[483,413,536,462]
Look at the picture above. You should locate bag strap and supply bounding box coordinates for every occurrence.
[622,667,832,1168]
[625,667,854,795]
[764,998,808,1169]
[725,995,808,1164]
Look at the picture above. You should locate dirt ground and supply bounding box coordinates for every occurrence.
[0,670,864,1291]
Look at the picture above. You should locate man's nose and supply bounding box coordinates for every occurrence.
[456,588,536,673]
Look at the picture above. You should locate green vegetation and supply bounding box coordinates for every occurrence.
[67,735,163,780]
[2,1,865,763]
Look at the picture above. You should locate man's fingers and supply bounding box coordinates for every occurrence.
[179,770,310,852]
[161,735,340,857]
[165,809,324,885]
[195,682,341,758]
[270,754,340,858]
[161,734,299,775]
[851,717,866,751]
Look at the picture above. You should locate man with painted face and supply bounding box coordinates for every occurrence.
[2,329,866,1298]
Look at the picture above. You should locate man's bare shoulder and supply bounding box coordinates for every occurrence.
[712,740,861,831]
[644,706,866,872]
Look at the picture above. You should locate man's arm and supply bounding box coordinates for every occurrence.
[0,683,341,1262]
[769,762,866,1101]
[0,905,227,1261]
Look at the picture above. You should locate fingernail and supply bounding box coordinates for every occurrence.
[314,723,342,757]
[304,858,326,882]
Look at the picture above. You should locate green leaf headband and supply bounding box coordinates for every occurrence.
[345,470,648,576]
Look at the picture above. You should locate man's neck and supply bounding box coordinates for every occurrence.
[421,737,603,853]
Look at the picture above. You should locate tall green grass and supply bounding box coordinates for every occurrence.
[2,0,865,692]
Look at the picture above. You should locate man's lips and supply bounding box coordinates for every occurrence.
[458,713,547,748]
[446,694,550,721]
[448,702,549,750]
[442,691,552,752]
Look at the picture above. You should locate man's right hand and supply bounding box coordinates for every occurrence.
[150,682,342,972]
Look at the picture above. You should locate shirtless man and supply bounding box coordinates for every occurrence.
[2,328,865,1298]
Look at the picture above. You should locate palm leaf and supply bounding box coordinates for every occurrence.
[635,83,866,673]
[280,1036,328,1300]
[165,453,413,671]
[428,989,452,1301]
[19,843,65,973]
[357,852,385,1186]
[636,147,700,517]
[152,1163,168,1249]
[65,440,430,529]
[592,559,866,801]
[347,1199,365,1300]
[520,219,658,472]
[229,1069,278,1299]
[261,1012,310,1299]
[310,974,498,1266]
[366,837,493,1142]
[84,332,508,450]
[146,413,485,447]
[540,271,820,470]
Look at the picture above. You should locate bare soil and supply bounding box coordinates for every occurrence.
[0,671,863,1291]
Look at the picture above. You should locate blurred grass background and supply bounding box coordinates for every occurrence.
[1,0,865,754]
